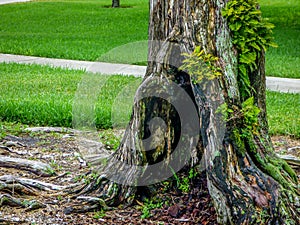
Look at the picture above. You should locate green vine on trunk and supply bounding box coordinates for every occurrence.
[217,97,260,155]
[219,98,298,189]
[180,46,222,84]
[222,0,277,99]
[218,97,260,134]
[222,0,298,195]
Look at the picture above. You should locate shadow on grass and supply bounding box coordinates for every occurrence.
[101,5,134,8]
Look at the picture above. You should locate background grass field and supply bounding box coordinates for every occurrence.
[0,63,299,137]
[0,63,137,129]
[260,0,300,78]
[0,0,299,78]
[0,0,148,62]
[0,0,299,137]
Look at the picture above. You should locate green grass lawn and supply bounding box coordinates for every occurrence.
[260,0,300,78]
[0,63,299,137]
[0,0,148,62]
[0,0,299,78]
[266,91,300,137]
[0,63,138,129]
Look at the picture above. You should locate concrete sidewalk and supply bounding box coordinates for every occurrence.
[266,77,300,94]
[1,53,299,93]
[0,53,146,77]
[0,0,30,5]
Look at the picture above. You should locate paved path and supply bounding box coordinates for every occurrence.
[0,0,30,5]
[1,53,299,93]
[0,53,145,77]
[266,77,300,94]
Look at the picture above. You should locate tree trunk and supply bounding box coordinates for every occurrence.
[75,0,299,224]
[112,0,120,8]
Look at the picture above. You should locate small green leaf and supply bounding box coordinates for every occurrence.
[245,28,255,34]
[240,52,256,64]
[227,7,234,16]
[239,64,247,77]
[194,46,201,53]
[242,96,254,109]
[229,22,242,31]
[268,42,278,48]
[250,42,261,51]
[263,21,275,29]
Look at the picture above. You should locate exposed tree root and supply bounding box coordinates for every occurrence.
[277,154,300,167]
[0,180,37,196]
[0,175,67,191]
[0,156,55,177]
[64,196,112,214]
[0,125,299,222]
[24,127,78,134]
[0,194,46,211]
[0,218,26,224]
[0,146,12,156]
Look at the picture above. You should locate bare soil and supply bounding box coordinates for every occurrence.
[0,128,299,225]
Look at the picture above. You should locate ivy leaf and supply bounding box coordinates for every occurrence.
[249,10,261,16]
[249,20,259,26]
[242,96,253,110]
[194,46,201,53]
[227,7,234,17]
[263,21,275,29]
[239,64,247,77]
[245,28,255,34]
[229,22,242,31]
[239,52,256,64]
[223,0,277,99]
[267,42,278,48]
[240,77,251,95]
[250,42,261,51]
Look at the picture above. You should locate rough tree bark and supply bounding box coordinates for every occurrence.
[72,0,299,224]
[112,0,120,8]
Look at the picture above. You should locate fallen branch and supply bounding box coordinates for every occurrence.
[288,146,300,152]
